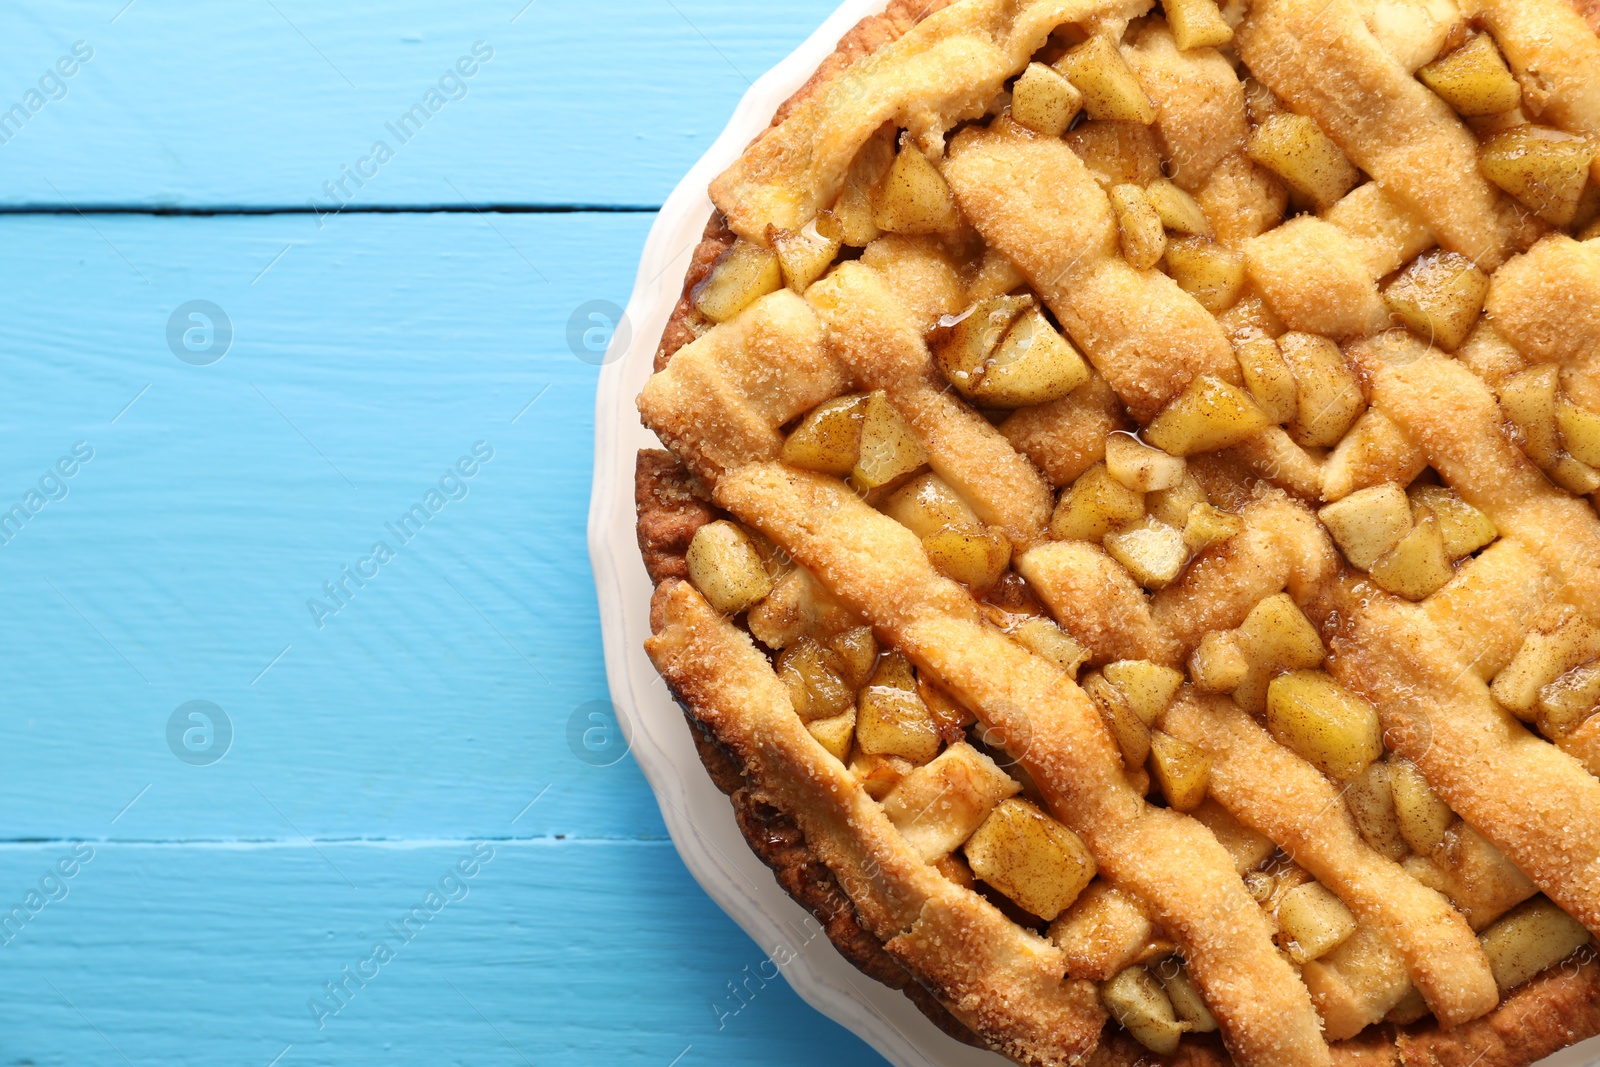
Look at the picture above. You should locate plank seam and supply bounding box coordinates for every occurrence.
[0,836,674,847]
[0,204,662,217]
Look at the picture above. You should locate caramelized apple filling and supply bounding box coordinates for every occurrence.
[644,1,1600,1063]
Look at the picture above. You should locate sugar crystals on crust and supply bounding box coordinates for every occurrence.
[633,1,1600,1064]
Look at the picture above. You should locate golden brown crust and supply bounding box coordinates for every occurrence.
[639,288,842,489]
[943,121,1239,424]
[654,0,958,374]
[629,0,1600,1063]
[647,576,1108,1066]
[635,449,716,584]
[1396,958,1600,1067]
[638,453,988,1044]
[680,707,986,1047]
[1019,540,1183,666]
[1236,0,1542,272]
[770,0,962,129]
[1475,0,1600,136]
[1163,691,1499,1028]
[709,0,1156,241]
[715,462,1331,1067]
[635,451,1600,1067]
[1000,374,1130,489]
[655,215,735,373]
[808,261,1054,547]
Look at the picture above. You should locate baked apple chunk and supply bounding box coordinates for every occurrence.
[640,3,1600,1065]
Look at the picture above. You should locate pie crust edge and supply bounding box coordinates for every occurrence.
[628,1,1600,1064]
[636,443,1600,1067]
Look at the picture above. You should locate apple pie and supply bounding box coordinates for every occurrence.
[633,1,1600,1064]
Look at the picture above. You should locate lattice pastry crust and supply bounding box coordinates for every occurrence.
[633,1,1600,1065]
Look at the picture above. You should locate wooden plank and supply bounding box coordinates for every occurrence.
[0,210,684,843]
[0,0,840,208]
[0,1,907,1056]
[0,840,878,1064]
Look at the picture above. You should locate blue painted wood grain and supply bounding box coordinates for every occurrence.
[0,0,841,208]
[0,212,889,1064]
[0,0,902,1054]
[0,841,875,1065]
[0,212,660,843]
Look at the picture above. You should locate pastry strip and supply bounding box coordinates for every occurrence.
[710,0,1154,241]
[717,462,1333,1067]
[1018,541,1183,666]
[1226,427,1326,502]
[1324,580,1600,937]
[1483,236,1600,414]
[943,122,1238,423]
[1162,691,1500,1028]
[646,580,1108,1066]
[1194,152,1290,250]
[1421,539,1559,682]
[999,374,1128,489]
[1244,183,1435,339]
[1299,923,1412,1041]
[1245,216,1389,338]
[1124,22,1249,191]
[1236,0,1533,269]
[637,290,843,485]
[809,262,1053,547]
[1473,0,1600,136]
[1370,355,1600,625]
[1151,492,1341,657]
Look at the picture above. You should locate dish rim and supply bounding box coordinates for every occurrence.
[586,1,999,1063]
[584,3,1600,1064]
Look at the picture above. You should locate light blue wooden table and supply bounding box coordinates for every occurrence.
[0,3,886,1063]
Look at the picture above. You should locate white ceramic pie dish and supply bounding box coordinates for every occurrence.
[587,4,1003,1061]
[585,2,1600,1063]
